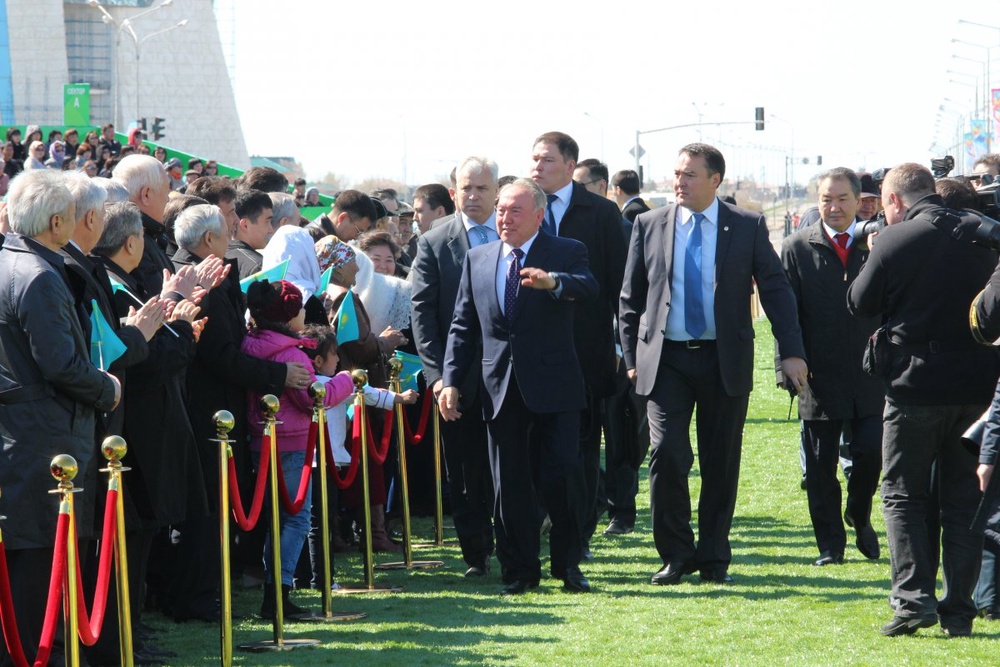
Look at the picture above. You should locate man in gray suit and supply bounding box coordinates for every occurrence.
[410,156,499,576]
[619,143,807,585]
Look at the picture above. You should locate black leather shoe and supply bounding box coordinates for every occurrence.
[700,570,733,584]
[855,524,880,560]
[880,615,937,636]
[500,579,538,595]
[651,562,696,585]
[603,519,634,536]
[465,556,490,577]
[561,567,591,593]
[941,622,972,637]
[813,551,844,566]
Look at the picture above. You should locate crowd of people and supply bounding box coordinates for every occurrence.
[3,123,1000,665]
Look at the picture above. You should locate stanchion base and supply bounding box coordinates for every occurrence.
[290,610,368,622]
[237,637,321,652]
[411,541,460,549]
[331,584,405,595]
[375,560,445,571]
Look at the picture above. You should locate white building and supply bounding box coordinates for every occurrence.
[2,0,248,168]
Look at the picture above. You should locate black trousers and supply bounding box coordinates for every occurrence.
[601,363,648,527]
[578,392,603,543]
[487,376,586,583]
[646,342,748,573]
[882,398,984,625]
[803,416,882,556]
[440,396,494,567]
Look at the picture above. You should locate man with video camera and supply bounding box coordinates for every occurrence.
[847,162,1000,638]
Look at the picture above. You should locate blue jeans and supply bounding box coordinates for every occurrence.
[263,450,313,587]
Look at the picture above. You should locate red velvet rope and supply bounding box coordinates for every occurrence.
[73,488,118,646]
[401,391,433,446]
[273,425,316,515]
[328,414,361,490]
[0,512,69,667]
[365,408,393,465]
[229,439,271,532]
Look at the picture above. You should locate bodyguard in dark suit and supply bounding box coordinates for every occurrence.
[780,168,884,567]
[619,143,807,585]
[612,169,651,224]
[410,157,499,576]
[440,179,598,595]
[530,132,626,551]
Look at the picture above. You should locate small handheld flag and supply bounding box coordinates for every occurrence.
[334,291,360,344]
[314,266,333,298]
[393,350,423,392]
[239,259,289,293]
[90,300,127,370]
[106,274,180,338]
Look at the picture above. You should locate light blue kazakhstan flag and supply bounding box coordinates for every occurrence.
[393,351,423,392]
[314,267,333,298]
[239,259,289,293]
[90,300,127,370]
[334,291,360,344]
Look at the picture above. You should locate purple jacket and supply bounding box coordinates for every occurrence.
[242,329,355,452]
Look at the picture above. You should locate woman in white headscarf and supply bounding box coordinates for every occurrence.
[261,224,328,324]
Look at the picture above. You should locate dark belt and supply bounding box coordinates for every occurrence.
[663,339,716,350]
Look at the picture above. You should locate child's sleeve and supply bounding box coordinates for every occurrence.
[323,371,357,407]
[362,385,397,411]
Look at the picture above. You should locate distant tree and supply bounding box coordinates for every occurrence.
[318,171,347,194]
[352,177,408,196]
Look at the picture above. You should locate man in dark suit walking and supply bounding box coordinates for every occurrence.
[530,131,626,554]
[619,143,807,585]
[780,167,884,567]
[440,178,598,595]
[410,156,500,577]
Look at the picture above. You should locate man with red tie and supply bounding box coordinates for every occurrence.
[780,168,885,568]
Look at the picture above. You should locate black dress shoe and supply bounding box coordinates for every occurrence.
[561,567,591,593]
[880,614,937,636]
[651,562,696,585]
[603,519,634,536]
[700,570,733,584]
[855,524,880,560]
[500,579,538,595]
[465,556,490,577]
[813,551,844,566]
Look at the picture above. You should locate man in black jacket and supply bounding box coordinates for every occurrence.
[848,162,1000,637]
[781,168,884,567]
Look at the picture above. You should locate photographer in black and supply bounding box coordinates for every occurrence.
[847,162,1000,637]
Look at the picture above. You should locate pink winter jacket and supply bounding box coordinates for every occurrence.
[241,329,355,452]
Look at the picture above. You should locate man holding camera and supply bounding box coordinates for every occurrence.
[781,168,884,568]
[847,163,1000,637]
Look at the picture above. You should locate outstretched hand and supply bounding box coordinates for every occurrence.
[519,267,556,290]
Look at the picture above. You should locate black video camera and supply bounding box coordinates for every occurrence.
[931,156,956,179]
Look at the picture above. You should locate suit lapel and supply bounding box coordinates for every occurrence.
[447,213,471,268]
[478,241,505,324]
[559,182,588,236]
[714,200,734,286]
[662,205,678,290]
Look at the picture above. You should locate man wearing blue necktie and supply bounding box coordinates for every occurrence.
[620,143,807,585]
[410,156,500,577]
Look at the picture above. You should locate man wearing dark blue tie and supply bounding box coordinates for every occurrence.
[440,178,598,595]
[530,132,626,555]
[619,143,808,585]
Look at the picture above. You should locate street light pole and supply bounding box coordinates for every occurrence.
[132,20,187,125]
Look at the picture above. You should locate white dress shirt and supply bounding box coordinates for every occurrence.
[664,198,719,341]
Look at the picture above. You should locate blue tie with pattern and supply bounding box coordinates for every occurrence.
[504,248,524,323]
[543,194,558,235]
[685,213,706,339]
[472,225,490,246]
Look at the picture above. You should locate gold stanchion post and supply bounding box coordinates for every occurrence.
[292,382,366,622]
[99,437,134,667]
[50,455,82,667]
[237,396,320,652]
[333,370,403,594]
[210,411,235,667]
[376,359,442,571]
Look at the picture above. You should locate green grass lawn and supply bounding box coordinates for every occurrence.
[145,319,1000,665]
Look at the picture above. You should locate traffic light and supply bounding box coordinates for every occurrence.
[137,117,147,132]
[152,117,166,141]
[817,155,822,166]
[755,107,765,131]
[638,165,644,189]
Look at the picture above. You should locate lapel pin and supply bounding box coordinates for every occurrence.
[724,226,729,231]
